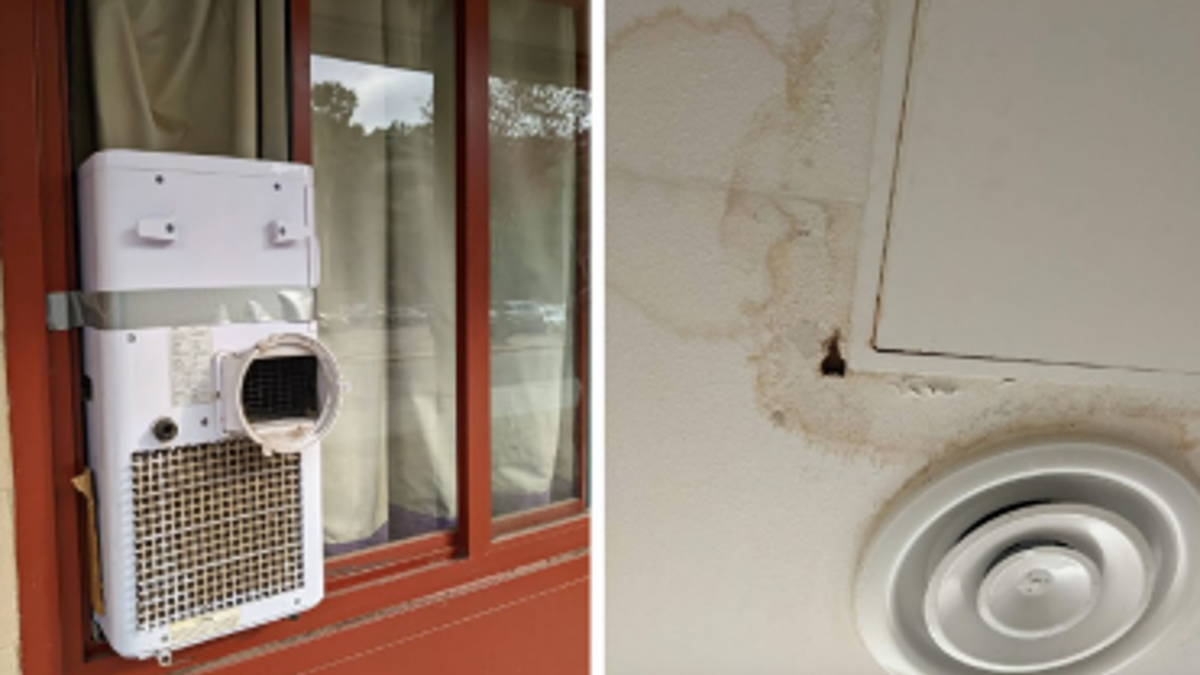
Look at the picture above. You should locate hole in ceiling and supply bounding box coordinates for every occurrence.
[820,331,846,377]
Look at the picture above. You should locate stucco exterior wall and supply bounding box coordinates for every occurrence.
[0,274,21,674]
[606,1,1200,673]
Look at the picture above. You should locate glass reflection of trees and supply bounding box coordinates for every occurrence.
[313,75,588,313]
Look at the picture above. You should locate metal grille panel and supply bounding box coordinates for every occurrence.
[132,439,304,630]
[241,355,319,423]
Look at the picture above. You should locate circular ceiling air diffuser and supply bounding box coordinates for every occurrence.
[855,438,1200,675]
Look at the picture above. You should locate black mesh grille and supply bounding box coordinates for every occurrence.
[241,356,319,423]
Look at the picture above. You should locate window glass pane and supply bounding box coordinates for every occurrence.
[311,0,457,555]
[490,0,588,518]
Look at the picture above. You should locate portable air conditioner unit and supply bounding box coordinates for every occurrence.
[75,150,342,664]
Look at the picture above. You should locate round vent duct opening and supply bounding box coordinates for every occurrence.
[220,332,344,455]
[855,438,1200,675]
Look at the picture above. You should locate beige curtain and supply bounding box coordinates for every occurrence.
[313,0,583,552]
[73,0,288,162]
[489,0,582,513]
[311,0,459,552]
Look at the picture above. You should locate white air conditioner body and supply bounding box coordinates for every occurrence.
[76,150,337,662]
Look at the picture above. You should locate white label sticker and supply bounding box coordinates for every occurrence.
[169,327,214,406]
[169,607,240,646]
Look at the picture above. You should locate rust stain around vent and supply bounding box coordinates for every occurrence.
[131,439,304,630]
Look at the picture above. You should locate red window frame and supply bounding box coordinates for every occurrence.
[0,0,591,673]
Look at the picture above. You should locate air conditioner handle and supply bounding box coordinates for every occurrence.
[269,220,309,245]
[136,217,178,243]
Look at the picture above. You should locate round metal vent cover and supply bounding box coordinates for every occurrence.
[855,438,1200,675]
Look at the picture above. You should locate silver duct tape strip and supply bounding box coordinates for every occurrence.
[46,288,315,331]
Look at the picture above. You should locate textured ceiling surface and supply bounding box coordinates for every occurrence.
[606,1,1200,673]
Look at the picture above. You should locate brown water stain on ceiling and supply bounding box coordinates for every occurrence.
[607,0,1200,465]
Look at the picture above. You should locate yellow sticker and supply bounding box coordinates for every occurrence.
[169,607,241,646]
